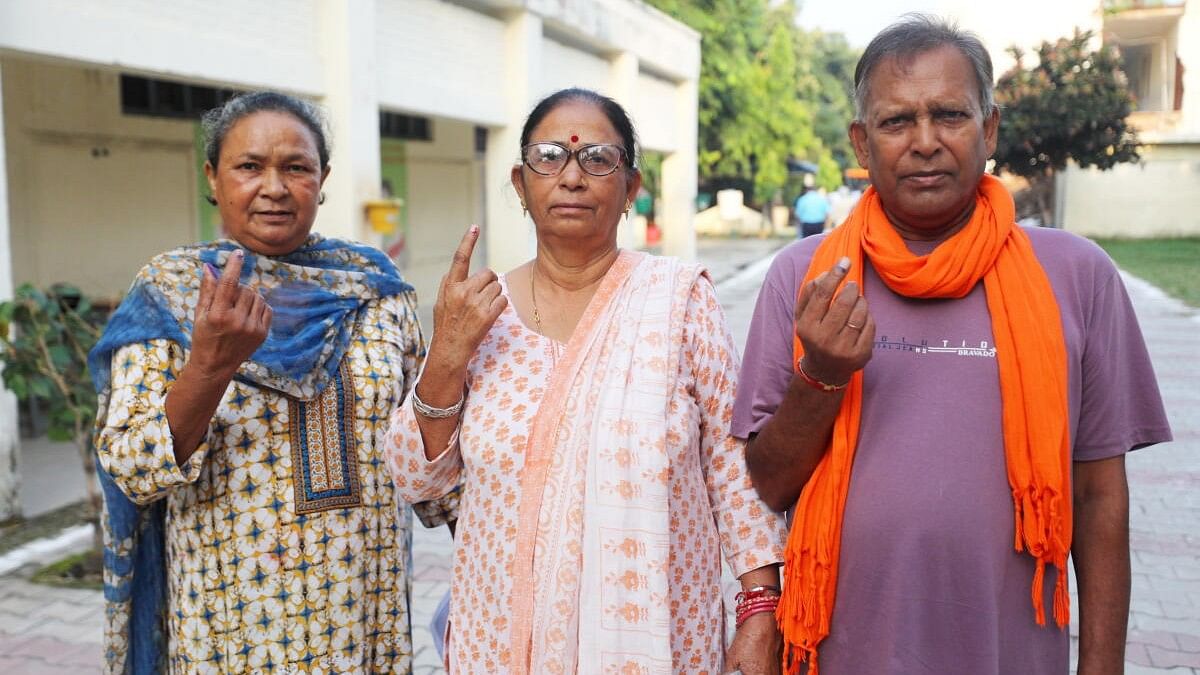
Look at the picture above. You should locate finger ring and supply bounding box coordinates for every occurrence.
[846,321,863,330]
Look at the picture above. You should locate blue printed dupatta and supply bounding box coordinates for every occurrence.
[88,234,412,673]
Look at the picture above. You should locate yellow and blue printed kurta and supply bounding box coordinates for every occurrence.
[94,238,457,674]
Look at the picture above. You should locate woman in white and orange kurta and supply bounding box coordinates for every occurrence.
[385,88,786,675]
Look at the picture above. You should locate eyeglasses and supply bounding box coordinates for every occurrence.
[520,142,628,177]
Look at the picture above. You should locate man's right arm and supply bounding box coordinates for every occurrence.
[744,257,874,512]
[746,376,847,512]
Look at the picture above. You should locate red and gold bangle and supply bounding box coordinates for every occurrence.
[735,598,780,628]
[735,585,781,628]
[795,357,848,393]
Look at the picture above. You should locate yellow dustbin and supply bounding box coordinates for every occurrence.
[365,199,403,235]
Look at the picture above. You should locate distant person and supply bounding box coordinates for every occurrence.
[826,185,859,230]
[386,88,786,674]
[734,16,1171,675]
[91,91,457,673]
[794,186,831,238]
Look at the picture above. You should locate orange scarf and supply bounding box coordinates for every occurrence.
[780,175,1072,674]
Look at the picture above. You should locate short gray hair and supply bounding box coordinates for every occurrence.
[201,91,331,169]
[853,14,995,122]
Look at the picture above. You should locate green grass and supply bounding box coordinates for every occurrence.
[31,549,103,590]
[1090,237,1200,308]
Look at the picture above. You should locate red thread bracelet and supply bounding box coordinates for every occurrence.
[795,357,848,392]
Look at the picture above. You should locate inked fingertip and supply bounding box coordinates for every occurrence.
[836,256,851,273]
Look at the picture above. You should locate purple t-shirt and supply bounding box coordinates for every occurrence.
[732,227,1172,675]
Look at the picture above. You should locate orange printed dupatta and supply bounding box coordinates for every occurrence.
[780,175,1072,673]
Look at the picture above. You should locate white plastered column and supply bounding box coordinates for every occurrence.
[608,51,641,251]
[659,77,698,261]
[0,61,22,521]
[484,10,543,273]
[315,0,383,247]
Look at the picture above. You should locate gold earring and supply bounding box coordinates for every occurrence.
[521,200,527,218]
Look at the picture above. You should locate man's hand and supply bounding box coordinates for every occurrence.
[793,256,874,385]
[745,257,876,511]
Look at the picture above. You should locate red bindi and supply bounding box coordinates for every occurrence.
[570,134,579,143]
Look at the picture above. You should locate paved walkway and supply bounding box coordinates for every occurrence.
[1,236,1196,673]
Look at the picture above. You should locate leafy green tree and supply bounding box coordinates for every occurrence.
[994,29,1141,225]
[0,284,106,551]
[795,29,859,177]
[648,0,839,204]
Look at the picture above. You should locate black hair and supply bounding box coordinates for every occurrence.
[854,14,995,121]
[519,88,639,171]
[201,91,331,169]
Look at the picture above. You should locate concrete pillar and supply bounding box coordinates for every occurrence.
[315,0,383,248]
[0,61,22,522]
[484,10,543,273]
[659,77,698,261]
[608,51,641,252]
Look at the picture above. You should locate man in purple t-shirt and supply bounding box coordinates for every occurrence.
[732,15,1172,675]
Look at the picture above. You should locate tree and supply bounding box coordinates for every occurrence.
[994,29,1141,226]
[647,0,839,204]
[795,29,859,178]
[0,284,106,554]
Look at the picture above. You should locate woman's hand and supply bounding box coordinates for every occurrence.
[725,612,782,675]
[188,249,272,379]
[166,249,271,465]
[793,257,874,386]
[424,225,507,386]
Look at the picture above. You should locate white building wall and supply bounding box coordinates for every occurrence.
[375,0,507,125]
[1059,143,1200,237]
[1,59,199,297]
[0,0,323,95]
[634,71,680,154]
[524,0,700,82]
[541,38,612,99]
[402,119,487,322]
[1060,2,1200,237]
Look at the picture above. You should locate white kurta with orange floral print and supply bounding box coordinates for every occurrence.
[387,253,786,674]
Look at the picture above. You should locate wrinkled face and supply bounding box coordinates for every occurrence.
[511,100,641,247]
[205,111,330,255]
[850,45,999,239]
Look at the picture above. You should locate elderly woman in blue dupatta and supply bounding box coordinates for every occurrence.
[89,91,458,674]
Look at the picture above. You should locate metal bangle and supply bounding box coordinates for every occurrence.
[411,387,465,419]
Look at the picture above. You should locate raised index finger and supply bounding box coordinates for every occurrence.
[447,225,479,283]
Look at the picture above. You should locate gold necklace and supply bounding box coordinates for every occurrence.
[530,265,544,335]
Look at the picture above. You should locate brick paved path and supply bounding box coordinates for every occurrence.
[0,239,1195,673]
